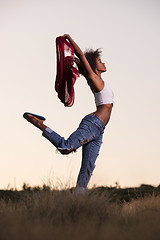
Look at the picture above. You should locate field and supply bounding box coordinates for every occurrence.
[0,184,160,240]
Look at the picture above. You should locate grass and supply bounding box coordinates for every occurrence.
[0,184,160,240]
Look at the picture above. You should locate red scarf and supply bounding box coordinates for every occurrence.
[55,36,79,107]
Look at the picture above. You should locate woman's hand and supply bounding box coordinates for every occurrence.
[62,34,70,39]
[61,34,95,80]
[73,57,80,64]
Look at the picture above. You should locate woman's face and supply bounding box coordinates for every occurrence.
[95,58,106,72]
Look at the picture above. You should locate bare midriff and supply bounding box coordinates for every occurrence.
[93,103,113,126]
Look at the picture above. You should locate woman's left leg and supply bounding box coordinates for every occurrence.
[76,133,103,192]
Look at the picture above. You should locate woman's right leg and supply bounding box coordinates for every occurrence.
[42,114,103,154]
[24,113,104,157]
[42,117,96,154]
[42,127,76,154]
[23,113,77,154]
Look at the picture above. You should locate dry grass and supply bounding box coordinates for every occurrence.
[0,187,160,240]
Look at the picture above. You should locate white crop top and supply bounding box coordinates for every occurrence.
[93,81,114,106]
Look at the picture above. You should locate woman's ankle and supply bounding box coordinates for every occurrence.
[40,123,47,131]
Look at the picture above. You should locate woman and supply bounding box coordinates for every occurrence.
[23,34,114,193]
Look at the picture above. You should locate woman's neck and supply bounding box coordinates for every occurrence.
[95,69,103,78]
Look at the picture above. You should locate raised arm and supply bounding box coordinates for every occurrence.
[62,34,95,79]
[62,34,104,92]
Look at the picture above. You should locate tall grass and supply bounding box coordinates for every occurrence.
[0,186,160,240]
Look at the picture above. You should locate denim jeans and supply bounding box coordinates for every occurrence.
[42,113,105,190]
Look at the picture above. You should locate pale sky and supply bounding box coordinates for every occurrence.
[0,0,160,189]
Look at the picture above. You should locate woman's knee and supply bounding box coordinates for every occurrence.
[58,147,75,155]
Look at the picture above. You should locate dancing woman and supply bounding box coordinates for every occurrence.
[23,34,114,193]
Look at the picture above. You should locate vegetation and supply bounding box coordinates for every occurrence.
[0,184,160,240]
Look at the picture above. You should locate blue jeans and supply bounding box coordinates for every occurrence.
[42,113,105,190]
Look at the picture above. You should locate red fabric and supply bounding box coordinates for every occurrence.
[55,36,79,107]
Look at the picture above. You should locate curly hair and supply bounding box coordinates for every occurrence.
[77,48,102,76]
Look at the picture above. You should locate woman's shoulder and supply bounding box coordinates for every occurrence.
[86,75,104,93]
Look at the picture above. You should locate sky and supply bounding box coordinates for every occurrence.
[0,0,160,190]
